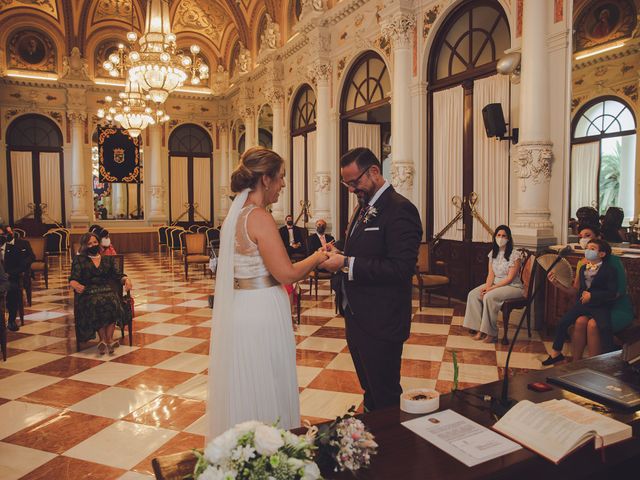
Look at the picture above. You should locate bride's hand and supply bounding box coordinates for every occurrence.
[313,249,329,264]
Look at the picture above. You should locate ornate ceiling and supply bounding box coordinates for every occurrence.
[0,0,315,77]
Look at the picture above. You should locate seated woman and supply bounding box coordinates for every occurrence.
[69,232,132,354]
[544,239,618,365]
[463,225,523,343]
[569,224,634,360]
[601,207,626,243]
[99,229,117,256]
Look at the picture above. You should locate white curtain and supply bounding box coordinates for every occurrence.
[433,86,464,241]
[38,152,62,223]
[570,142,600,217]
[292,135,306,221]
[170,156,189,222]
[472,74,510,242]
[127,183,139,216]
[193,157,211,221]
[348,122,381,215]
[10,151,34,222]
[306,130,317,217]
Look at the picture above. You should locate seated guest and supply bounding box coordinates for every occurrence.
[307,219,335,253]
[279,214,306,257]
[99,229,117,256]
[0,225,35,331]
[544,239,618,365]
[601,207,626,243]
[89,224,103,236]
[69,232,132,354]
[569,225,634,360]
[576,206,599,229]
[463,225,523,343]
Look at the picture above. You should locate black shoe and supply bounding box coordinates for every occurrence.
[7,321,19,332]
[541,354,564,366]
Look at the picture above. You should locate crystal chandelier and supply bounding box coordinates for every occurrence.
[125,0,208,103]
[97,79,169,138]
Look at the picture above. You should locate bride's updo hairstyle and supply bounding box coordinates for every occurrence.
[230,146,284,193]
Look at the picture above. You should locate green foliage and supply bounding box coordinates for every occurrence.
[599,140,621,215]
[452,351,459,392]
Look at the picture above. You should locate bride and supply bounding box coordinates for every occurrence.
[208,146,329,437]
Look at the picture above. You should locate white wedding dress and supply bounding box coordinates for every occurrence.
[208,197,300,438]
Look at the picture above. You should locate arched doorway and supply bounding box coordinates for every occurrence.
[570,96,637,222]
[290,84,316,221]
[168,124,214,225]
[339,51,391,237]
[427,0,511,298]
[6,114,64,231]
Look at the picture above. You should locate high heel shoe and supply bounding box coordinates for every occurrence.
[97,342,107,355]
[541,353,565,366]
[107,340,119,354]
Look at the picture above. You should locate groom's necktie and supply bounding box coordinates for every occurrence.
[349,205,370,238]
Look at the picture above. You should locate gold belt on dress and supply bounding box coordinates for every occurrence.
[234,275,279,290]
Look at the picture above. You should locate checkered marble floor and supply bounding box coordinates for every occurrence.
[0,252,557,479]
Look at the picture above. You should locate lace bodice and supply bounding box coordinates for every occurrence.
[234,205,270,278]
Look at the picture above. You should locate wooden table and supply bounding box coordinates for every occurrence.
[152,352,640,479]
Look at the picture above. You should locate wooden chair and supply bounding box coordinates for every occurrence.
[152,450,199,480]
[27,237,49,299]
[413,242,451,309]
[73,254,132,351]
[157,226,169,254]
[308,269,333,301]
[12,228,27,238]
[206,227,220,250]
[0,292,7,361]
[184,233,209,281]
[169,228,186,255]
[500,249,536,345]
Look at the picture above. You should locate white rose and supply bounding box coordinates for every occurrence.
[287,457,304,470]
[301,462,321,480]
[253,425,284,456]
[204,429,239,463]
[198,466,225,480]
[283,431,304,447]
[234,420,261,435]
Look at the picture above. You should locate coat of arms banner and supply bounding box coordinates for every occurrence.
[98,125,142,183]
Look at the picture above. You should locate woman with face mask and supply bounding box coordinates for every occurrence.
[99,229,117,256]
[562,224,633,360]
[544,239,618,365]
[69,232,132,354]
[463,225,524,343]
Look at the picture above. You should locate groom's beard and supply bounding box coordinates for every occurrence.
[355,189,370,207]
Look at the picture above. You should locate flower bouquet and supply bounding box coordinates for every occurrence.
[307,407,378,475]
[192,421,320,480]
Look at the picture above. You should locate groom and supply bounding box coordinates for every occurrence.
[320,148,422,411]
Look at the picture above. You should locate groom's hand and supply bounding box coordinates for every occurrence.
[320,252,345,273]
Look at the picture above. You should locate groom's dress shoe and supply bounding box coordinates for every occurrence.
[8,321,19,332]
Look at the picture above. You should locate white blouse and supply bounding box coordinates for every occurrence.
[488,250,522,287]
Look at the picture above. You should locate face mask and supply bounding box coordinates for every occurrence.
[579,238,590,249]
[101,238,111,247]
[316,225,326,235]
[496,237,508,248]
[585,249,600,261]
[87,245,100,256]
[286,220,293,226]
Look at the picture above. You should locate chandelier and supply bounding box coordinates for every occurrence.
[97,79,169,138]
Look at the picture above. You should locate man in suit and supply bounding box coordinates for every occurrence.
[307,219,335,253]
[278,215,306,258]
[0,226,35,331]
[321,148,422,411]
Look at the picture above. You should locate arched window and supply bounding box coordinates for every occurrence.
[229,40,241,78]
[427,0,511,298]
[290,84,316,219]
[168,124,214,225]
[338,51,392,234]
[7,114,64,228]
[287,0,302,38]
[570,97,637,220]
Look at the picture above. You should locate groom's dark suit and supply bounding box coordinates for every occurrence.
[333,185,422,410]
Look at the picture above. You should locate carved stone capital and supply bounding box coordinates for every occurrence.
[70,184,87,199]
[149,185,165,200]
[66,110,87,124]
[391,163,415,190]
[514,141,554,192]
[301,0,326,20]
[307,61,332,84]
[239,104,256,121]
[313,173,331,194]
[264,87,285,106]
[381,13,416,49]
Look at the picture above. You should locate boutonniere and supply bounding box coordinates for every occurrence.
[363,206,378,224]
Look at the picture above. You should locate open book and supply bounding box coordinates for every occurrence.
[493,399,631,464]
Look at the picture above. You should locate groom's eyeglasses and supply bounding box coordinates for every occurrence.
[340,165,372,189]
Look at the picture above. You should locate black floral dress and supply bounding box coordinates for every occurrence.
[69,255,125,342]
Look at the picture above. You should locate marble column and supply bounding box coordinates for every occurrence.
[218,123,230,222]
[382,12,417,202]
[112,183,127,218]
[241,105,257,149]
[308,61,332,226]
[68,111,90,224]
[511,0,555,246]
[265,87,286,221]
[147,124,166,223]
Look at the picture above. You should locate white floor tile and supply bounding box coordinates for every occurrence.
[297,337,346,353]
[1,351,63,372]
[0,442,57,480]
[69,387,159,420]
[299,389,362,419]
[0,401,60,440]
[154,353,209,373]
[0,372,62,400]
[146,337,205,353]
[168,374,208,400]
[138,323,191,336]
[401,344,445,362]
[70,362,147,386]
[325,353,356,372]
[297,366,323,387]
